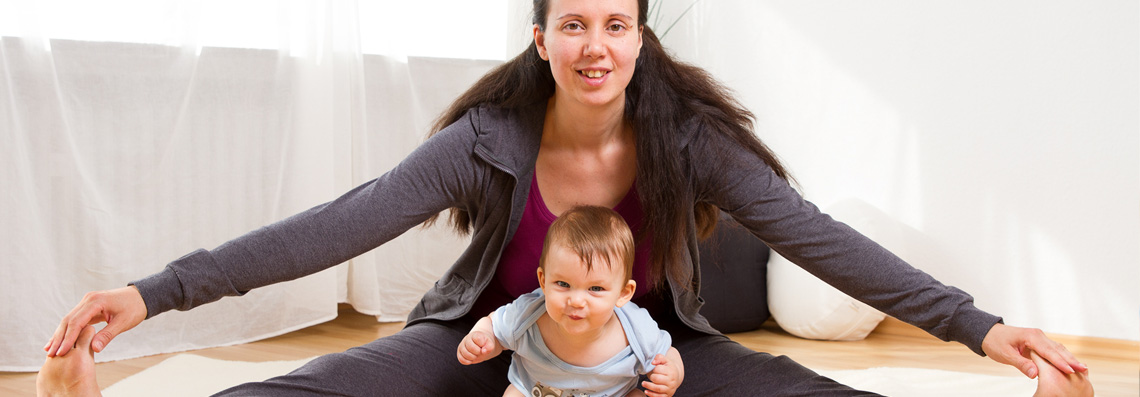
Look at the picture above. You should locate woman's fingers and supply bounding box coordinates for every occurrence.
[46,304,77,355]
[1020,327,1086,375]
[982,323,1088,379]
[1031,336,1086,374]
[46,286,146,357]
[47,299,105,357]
[91,288,146,353]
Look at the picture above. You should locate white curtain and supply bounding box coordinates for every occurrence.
[2,0,503,371]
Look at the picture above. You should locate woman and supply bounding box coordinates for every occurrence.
[40,0,1090,395]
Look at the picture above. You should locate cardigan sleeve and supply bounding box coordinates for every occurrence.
[131,110,486,319]
[688,123,1002,356]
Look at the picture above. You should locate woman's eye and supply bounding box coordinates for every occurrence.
[607,23,626,32]
[563,22,584,31]
[556,281,570,288]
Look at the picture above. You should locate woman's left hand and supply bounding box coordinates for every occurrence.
[981,323,1088,379]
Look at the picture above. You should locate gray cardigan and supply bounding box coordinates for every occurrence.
[132,102,1002,356]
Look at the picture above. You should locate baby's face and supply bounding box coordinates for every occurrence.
[538,244,634,336]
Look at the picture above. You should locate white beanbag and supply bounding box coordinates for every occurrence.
[766,199,892,341]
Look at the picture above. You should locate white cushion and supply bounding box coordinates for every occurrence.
[766,199,891,341]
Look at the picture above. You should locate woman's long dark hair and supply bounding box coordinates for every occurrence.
[426,0,791,292]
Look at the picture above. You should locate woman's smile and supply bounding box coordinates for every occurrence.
[577,68,611,86]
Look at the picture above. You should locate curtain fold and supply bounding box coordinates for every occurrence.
[346,55,497,320]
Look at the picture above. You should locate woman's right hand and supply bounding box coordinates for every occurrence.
[44,286,147,357]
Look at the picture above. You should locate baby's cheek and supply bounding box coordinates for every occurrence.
[544,301,561,316]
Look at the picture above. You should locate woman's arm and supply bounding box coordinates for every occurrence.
[688,124,1087,378]
[690,125,998,353]
[46,109,488,356]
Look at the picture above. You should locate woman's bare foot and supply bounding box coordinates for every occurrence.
[1031,350,1093,397]
[36,325,102,397]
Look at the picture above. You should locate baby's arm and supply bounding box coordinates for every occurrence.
[457,314,505,365]
[641,347,684,397]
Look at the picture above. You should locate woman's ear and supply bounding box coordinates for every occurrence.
[533,24,549,61]
[616,280,636,307]
[636,25,644,54]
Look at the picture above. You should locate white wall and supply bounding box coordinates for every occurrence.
[504,0,1137,340]
[647,0,1137,340]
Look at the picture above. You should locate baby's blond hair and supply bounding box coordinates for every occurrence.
[539,205,635,281]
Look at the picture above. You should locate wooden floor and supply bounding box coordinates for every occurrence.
[3,304,1137,395]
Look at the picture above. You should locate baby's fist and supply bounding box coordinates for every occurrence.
[643,353,682,397]
[457,331,494,365]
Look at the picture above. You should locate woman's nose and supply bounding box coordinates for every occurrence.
[583,31,605,58]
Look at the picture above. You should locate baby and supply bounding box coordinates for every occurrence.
[457,205,683,397]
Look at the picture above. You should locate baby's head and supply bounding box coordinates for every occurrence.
[537,206,637,334]
[539,205,635,284]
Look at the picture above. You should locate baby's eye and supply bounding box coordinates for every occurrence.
[555,281,570,288]
[589,286,605,292]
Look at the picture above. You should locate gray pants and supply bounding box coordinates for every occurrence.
[213,313,878,396]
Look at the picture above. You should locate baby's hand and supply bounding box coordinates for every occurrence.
[642,353,683,397]
[457,330,498,365]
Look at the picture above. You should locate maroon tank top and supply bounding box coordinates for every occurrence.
[468,173,656,318]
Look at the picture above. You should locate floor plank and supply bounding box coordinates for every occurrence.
[730,317,1138,395]
[3,305,1136,395]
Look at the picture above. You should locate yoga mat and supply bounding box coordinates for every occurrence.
[102,354,1037,396]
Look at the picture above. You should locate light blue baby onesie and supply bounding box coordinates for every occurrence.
[492,288,672,397]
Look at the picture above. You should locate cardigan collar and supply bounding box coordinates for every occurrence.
[470,99,703,177]
[471,101,547,178]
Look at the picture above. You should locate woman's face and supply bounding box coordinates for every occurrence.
[534,0,643,109]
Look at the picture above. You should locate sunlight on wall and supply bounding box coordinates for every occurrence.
[358,0,507,60]
[663,1,926,225]
[0,0,509,60]
[661,0,1138,340]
